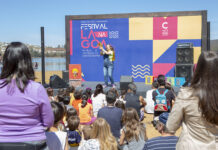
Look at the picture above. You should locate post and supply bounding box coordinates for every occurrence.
[41,27,45,85]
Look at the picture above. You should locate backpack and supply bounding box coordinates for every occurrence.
[154,89,169,112]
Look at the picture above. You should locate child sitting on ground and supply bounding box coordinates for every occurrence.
[48,101,69,150]
[78,118,118,150]
[67,116,81,150]
[78,94,96,125]
[78,125,92,150]
[120,108,147,150]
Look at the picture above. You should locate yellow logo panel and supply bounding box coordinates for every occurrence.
[129,18,153,40]
[178,16,202,39]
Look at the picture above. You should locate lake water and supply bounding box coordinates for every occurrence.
[32,57,66,71]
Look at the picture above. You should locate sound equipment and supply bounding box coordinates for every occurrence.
[120,76,133,91]
[62,70,69,83]
[176,43,194,82]
[175,64,193,82]
[49,75,68,89]
[176,47,193,64]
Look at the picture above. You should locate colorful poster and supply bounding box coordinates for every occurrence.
[69,64,82,80]
[70,18,153,82]
[69,16,202,82]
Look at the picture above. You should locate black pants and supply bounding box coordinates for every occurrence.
[0,140,47,150]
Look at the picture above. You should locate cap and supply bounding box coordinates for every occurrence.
[159,112,169,125]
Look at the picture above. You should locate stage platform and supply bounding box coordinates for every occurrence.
[78,81,181,97]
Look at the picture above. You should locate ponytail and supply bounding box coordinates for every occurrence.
[81,94,88,108]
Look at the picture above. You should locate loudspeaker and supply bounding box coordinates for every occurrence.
[175,64,193,82]
[176,47,193,64]
[49,75,68,89]
[62,70,69,83]
[120,76,133,91]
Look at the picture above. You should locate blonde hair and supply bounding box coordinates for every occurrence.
[122,108,146,142]
[92,118,118,150]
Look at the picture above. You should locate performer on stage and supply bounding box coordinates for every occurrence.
[99,44,115,88]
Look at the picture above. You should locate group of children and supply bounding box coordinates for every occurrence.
[45,84,148,150]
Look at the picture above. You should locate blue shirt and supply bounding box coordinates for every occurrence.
[68,130,81,147]
[97,106,122,138]
[143,136,178,150]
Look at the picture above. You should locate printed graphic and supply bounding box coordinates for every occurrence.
[69,16,202,82]
[153,17,178,40]
[69,64,82,80]
[131,65,151,79]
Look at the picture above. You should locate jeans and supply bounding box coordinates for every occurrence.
[103,61,114,85]
[0,140,48,150]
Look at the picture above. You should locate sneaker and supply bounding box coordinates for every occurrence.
[102,84,107,88]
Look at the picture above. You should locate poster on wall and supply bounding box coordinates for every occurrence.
[69,18,153,82]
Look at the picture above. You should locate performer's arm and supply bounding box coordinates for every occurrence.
[100,47,113,55]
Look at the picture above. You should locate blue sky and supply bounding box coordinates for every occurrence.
[0,0,217,47]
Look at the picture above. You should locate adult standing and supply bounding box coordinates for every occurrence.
[99,44,115,88]
[166,51,218,150]
[0,42,54,149]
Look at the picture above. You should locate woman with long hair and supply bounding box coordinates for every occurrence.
[166,51,218,150]
[91,84,106,116]
[92,118,118,150]
[120,108,147,150]
[0,42,54,149]
[99,44,115,88]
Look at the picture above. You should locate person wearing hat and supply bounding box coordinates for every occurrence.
[143,112,178,150]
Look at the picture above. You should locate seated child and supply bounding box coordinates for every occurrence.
[67,116,82,149]
[78,94,96,125]
[48,101,69,150]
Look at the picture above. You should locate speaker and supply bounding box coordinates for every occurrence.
[62,70,69,83]
[49,75,68,89]
[176,47,193,64]
[120,76,133,91]
[175,64,193,82]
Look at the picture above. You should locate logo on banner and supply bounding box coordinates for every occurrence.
[153,17,178,40]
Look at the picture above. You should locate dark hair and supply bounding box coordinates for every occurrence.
[74,90,82,100]
[82,125,92,140]
[191,51,218,125]
[67,116,80,131]
[63,96,70,105]
[152,81,158,89]
[47,87,53,96]
[115,100,125,110]
[94,84,103,97]
[0,42,35,92]
[81,94,88,108]
[106,91,117,104]
[67,107,77,120]
[157,75,165,86]
[66,86,75,94]
[85,88,92,99]
[128,83,137,94]
[51,101,64,125]
[57,88,65,95]
[109,88,119,98]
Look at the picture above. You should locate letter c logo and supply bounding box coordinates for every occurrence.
[162,22,168,29]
